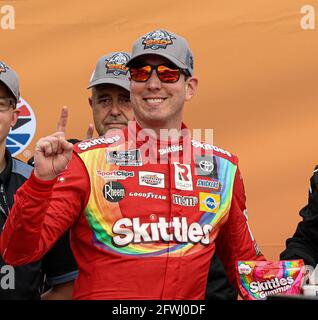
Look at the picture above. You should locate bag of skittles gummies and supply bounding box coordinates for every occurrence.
[237,260,305,300]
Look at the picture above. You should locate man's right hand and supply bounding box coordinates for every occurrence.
[34,107,74,181]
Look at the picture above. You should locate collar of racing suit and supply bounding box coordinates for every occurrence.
[116,121,194,164]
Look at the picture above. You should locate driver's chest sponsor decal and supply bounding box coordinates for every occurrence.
[106,149,143,166]
[199,192,220,213]
[174,163,193,190]
[195,155,218,179]
[172,194,198,207]
[97,170,134,180]
[103,181,125,202]
[138,171,165,188]
[197,179,221,191]
[112,217,212,246]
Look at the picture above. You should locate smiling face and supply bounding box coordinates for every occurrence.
[89,84,134,135]
[129,55,198,132]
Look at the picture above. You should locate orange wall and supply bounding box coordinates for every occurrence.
[1,0,318,260]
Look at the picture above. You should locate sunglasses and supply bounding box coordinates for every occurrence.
[130,65,187,83]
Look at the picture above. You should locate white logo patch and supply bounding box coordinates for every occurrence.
[174,163,193,191]
[138,171,165,188]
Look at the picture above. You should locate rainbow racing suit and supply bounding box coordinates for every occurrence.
[0,122,264,299]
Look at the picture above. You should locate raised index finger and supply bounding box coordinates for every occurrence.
[56,106,68,133]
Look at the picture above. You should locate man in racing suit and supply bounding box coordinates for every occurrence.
[0,29,264,299]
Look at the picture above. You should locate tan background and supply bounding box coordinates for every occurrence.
[1,0,318,260]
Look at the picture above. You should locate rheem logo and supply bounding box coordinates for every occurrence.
[6,98,36,157]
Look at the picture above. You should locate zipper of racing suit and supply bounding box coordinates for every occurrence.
[160,149,172,299]
[160,147,184,299]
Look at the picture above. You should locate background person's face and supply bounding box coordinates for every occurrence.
[90,84,133,135]
[130,55,197,131]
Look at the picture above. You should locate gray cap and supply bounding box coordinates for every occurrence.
[0,61,20,101]
[87,52,131,91]
[126,29,194,76]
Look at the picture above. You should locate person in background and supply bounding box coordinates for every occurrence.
[280,167,318,268]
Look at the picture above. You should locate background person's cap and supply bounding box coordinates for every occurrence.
[126,29,194,76]
[0,61,20,101]
[87,52,131,91]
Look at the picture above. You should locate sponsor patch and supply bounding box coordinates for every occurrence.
[174,163,193,191]
[158,145,182,155]
[112,217,212,246]
[192,139,232,157]
[199,192,220,213]
[138,171,165,188]
[195,155,218,179]
[107,149,143,166]
[142,29,175,50]
[77,135,120,151]
[199,159,213,173]
[197,179,221,191]
[105,52,130,76]
[103,181,125,202]
[97,170,134,180]
[128,191,166,200]
[172,194,198,207]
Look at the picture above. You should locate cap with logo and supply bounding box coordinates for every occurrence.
[126,29,194,76]
[87,52,131,92]
[0,61,20,102]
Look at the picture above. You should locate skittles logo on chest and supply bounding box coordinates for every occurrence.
[6,98,36,156]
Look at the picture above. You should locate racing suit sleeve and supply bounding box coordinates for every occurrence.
[215,165,265,291]
[280,167,318,267]
[0,153,90,266]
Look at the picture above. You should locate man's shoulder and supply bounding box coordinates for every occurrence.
[191,138,238,164]
[11,157,33,180]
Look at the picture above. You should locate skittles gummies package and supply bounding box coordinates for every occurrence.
[237,260,305,300]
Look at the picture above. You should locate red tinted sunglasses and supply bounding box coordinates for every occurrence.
[130,65,187,83]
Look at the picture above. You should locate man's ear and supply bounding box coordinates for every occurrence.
[11,108,20,128]
[185,77,198,101]
[88,97,93,109]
